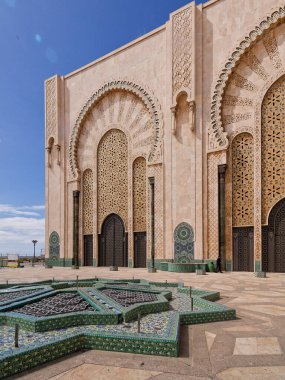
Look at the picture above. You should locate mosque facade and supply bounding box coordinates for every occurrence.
[45,0,285,272]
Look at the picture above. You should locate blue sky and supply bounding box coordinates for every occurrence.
[0,0,204,255]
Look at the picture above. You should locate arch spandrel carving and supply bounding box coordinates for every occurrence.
[209,6,285,152]
[69,80,163,179]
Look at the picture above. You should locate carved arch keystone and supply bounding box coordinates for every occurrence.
[69,79,164,178]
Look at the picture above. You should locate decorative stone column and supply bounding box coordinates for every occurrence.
[218,165,227,270]
[148,177,156,273]
[72,190,80,269]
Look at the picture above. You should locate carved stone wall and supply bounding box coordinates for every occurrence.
[97,129,128,230]
[207,151,226,259]
[45,77,57,140]
[262,75,285,224]
[210,7,285,152]
[133,157,146,232]
[82,169,93,235]
[214,19,285,263]
[69,80,163,179]
[147,164,164,259]
[232,133,254,227]
[172,5,193,96]
[77,90,153,172]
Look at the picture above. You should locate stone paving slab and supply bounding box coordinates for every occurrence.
[1,267,285,379]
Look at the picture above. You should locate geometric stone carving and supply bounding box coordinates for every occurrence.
[49,231,60,260]
[229,73,257,92]
[262,75,285,224]
[207,151,226,259]
[45,76,57,141]
[223,95,253,107]
[83,169,93,235]
[97,129,128,230]
[209,6,285,151]
[232,133,254,227]
[263,30,283,70]
[147,164,164,259]
[172,5,193,95]
[133,157,146,232]
[242,50,269,81]
[77,90,153,173]
[223,113,252,126]
[174,222,194,263]
[69,79,164,178]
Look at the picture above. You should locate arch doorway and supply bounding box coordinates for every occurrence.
[263,198,285,273]
[99,214,128,267]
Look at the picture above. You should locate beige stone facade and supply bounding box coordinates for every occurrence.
[45,0,285,272]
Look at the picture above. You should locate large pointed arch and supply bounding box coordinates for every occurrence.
[69,79,163,178]
[209,6,285,152]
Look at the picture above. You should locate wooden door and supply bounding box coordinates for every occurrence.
[134,232,146,268]
[263,198,285,272]
[233,227,254,271]
[84,235,93,266]
[99,214,127,267]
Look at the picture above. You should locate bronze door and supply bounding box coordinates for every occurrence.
[264,198,285,272]
[134,232,146,268]
[233,227,254,271]
[99,214,127,267]
[84,235,93,266]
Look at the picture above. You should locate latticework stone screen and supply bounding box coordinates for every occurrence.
[97,129,128,230]
[232,133,254,227]
[83,169,93,235]
[133,157,146,232]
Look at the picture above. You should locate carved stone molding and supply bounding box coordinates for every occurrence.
[69,79,164,179]
[209,6,285,152]
[172,5,193,97]
[207,151,226,259]
[45,76,57,141]
[172,4,194,105]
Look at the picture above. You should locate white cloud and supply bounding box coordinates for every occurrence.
[29,205,45,210]
[0,204,45,254]
[0,204,45,217]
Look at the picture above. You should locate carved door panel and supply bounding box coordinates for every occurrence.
[262,226,269,272]
[99,214,127,267]
[134,232,146,268]
[273,204,285,272]
[264,199,285,272]
[83,235,93,266]
[233,227,254,271]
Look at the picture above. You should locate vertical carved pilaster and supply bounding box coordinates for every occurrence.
[172,5,194,97]
[72,190,80,269]
[218,165,227,270]
[149,177,155,271]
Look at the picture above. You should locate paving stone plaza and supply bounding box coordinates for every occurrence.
[0,267,285,379]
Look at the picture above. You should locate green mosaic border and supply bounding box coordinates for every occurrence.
[0,314,180,379]
[0,278,236,379]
